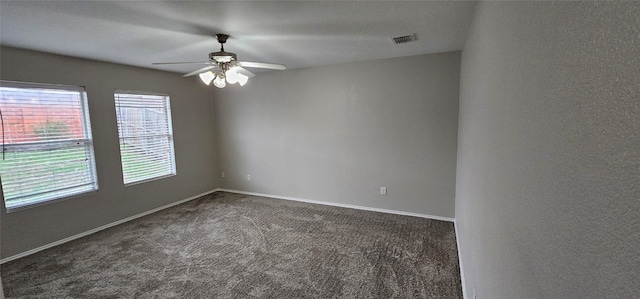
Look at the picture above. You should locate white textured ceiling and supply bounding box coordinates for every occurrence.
[0,1,477,74]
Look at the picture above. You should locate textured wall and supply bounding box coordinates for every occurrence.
[0,47,219,258]
[456,2,640,298]
[213,53,460,218]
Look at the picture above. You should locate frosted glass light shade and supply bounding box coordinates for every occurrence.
[225,69,239,84]
[198,71,215,85]
[237,73,249,86]
[213,75,226,88]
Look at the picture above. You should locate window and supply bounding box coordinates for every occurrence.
[0,81,98,211]
[114,91,176,185]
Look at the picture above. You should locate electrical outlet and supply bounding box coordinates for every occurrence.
[221,172,225,178]
[380,187,387,195]
[247,175,251,181]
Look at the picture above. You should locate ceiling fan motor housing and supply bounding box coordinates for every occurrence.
[209,51,237,63]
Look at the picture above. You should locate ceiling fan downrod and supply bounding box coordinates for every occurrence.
[216,34,229,51]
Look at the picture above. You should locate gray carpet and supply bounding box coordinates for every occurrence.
[2,192,462,298]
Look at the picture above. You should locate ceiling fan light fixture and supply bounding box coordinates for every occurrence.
[198,71,215,85]
[213,74,226,88]
[237,73,249,86]
[225,68,239,84]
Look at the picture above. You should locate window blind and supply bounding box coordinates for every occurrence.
[0,81,98,211]
[114,91,176,185]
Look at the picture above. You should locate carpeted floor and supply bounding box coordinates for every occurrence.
[1,192,462,298]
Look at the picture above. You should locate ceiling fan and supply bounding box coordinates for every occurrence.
[153,34,286,88]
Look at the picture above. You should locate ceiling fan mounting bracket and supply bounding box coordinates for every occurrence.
[215,34,229,44]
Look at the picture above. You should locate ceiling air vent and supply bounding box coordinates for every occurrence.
[391,33,417,45]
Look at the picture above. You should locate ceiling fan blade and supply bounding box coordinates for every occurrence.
[233,66,256,78]
[183,65,216,77]
[237,61,286,70]
[152,61,211,65]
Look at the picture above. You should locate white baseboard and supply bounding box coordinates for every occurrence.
[455,220,468,299]
[0,189,217,264]
[216,188,455,222]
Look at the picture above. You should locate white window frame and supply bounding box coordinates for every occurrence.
[114,90,176,185]
[0,80,98,212]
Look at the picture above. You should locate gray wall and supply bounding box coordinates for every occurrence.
[0,47,219,258]
[213,53,460,218]
[456,2,640,298]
